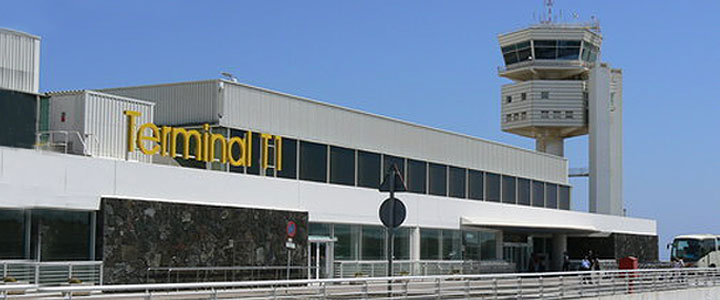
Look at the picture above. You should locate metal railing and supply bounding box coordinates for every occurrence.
[1,261,102,286]
[35,131,97,156]
[25,267,719,300]
[146,266,317,283]
[335,260,515,278]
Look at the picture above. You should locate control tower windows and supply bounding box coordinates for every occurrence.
[501,41,532,65]
[506,96,512,103]
[521,93,527,100]
[540,111,549,119]
[534,40,581,60]
[541,91,549,99]
[581,42,600,62]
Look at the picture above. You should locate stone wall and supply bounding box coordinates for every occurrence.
[98,198,308,284]
[567,233,658,263]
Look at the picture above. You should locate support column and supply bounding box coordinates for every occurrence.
[589,64,623,216]
[535,131,564,157]
[552,234,567,271]
[410,227,421,275]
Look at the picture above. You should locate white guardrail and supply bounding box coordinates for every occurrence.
[1,261,102,286]
[2,268,718,300]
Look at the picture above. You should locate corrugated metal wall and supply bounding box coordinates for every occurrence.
[501,80,587,131]
[219,81,568,183]
[49,91,154,162]
[100,80,219,126]
[0,29,40,93]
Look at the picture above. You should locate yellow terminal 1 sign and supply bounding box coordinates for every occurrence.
[123,110,282,169]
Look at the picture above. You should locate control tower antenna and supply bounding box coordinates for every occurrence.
[542,0,554,24]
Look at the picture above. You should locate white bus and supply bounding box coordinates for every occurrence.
[670,234,720,267]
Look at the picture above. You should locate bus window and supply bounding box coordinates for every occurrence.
[703,239,716,253]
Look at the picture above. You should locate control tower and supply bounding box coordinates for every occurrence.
[497,18,623,216]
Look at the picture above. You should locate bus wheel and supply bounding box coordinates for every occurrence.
[710,264,716,268]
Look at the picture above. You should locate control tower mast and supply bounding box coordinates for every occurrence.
[497,7,623,216]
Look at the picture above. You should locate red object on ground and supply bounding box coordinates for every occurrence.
[619,256,638,269]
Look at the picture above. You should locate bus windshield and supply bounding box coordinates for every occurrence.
[672,238,716,262]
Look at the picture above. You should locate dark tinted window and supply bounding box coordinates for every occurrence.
[428,163,447,196]
[330,146,355,186]
[517,178,531,206]
[468,170,484,200]
[357,151,381,188]
[559,185,570,210]
[246,132,261,175]
[546,183,558,209]
[299,141,327,183]
[486,173,500,202]
[383,155,405,178]
[448,167,466,199]
[0,209,26,258]
[406,159,427,194]
[532,181,545,207]
[31,209,91,261]
[420,229,440,259]
[501,175,516,204]
[361,226,385,260]
[229,129,246,174]
[276,138,297,179]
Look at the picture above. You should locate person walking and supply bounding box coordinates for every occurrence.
[562,251,570,271]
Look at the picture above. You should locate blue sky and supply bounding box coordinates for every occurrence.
[2,1,718,259]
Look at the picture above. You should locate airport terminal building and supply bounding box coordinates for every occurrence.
[0,26,657,284]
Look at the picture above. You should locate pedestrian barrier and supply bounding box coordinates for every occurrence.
[13,267,719,300]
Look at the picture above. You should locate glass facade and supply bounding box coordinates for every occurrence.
[357,151,381,188]
[420,229,440,259]
[517,178,531,206]
[546,183,558,209]
[501,175,516,204]
[442,230,462,260]
[330,146,355,186]
[486,173,501,202]
[406,159,427,194]
[468,170,484,200]
[0,209,95,261]
[167,126,571,211]
[276,138,297,179]
[532,181,545,207]
[502,39,595,66]
[428,163,447,196]
[361,226,385,260]
[448,167,466,199]
[299,141,328,183]
[0,209,26,259]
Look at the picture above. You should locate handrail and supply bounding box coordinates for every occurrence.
[35,130,98,156]
[35,267,720,299]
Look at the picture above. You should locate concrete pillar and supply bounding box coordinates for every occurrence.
[552,234,567,271]
[535,132,564,156]
[589,65,623,216]
[410,227,421,275]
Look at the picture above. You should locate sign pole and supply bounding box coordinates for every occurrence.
[388,167,395,278]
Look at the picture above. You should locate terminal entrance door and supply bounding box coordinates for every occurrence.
[503,242,531,272]
[308,236,336,279]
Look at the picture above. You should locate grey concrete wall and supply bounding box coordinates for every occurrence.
[98,198,308,284]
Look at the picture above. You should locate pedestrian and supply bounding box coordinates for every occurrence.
[562,251,570,271]
[580,255,592,284]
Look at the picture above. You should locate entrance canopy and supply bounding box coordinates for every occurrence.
[460,216,601,235]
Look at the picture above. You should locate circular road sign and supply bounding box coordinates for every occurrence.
[286,221,297,238]
[379,197,407,228]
